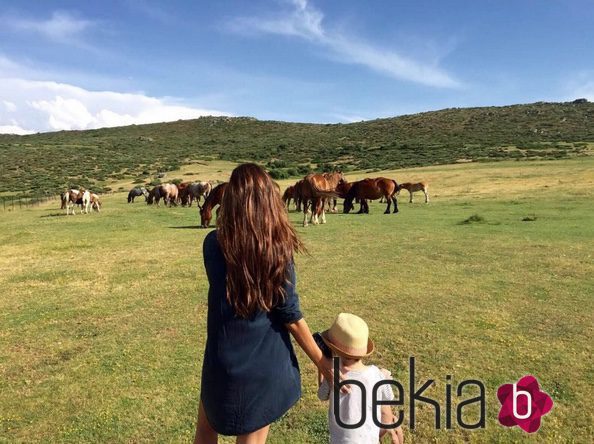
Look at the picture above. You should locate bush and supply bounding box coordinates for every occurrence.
[268,169,289,179]
[297,165,312,175]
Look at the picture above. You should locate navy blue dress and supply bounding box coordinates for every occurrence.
[200,230,303,435]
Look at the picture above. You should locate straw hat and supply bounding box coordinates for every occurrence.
[321,313,374,359]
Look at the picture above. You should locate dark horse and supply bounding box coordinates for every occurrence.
[344,177,399,214]
[128,187,148,203]
[200,182,228,228]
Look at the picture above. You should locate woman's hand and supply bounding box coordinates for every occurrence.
[287,318,349,393]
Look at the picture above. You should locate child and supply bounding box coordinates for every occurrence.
[317,313,404,444]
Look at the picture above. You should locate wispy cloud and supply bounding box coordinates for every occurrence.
[226,0,460,88]
[124,0,175,24]
[2,11,93,43]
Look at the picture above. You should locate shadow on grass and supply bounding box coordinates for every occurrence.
[168,225,203,229]
[41,213,68,218]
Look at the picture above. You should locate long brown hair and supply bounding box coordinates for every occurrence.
[217,163,304,318]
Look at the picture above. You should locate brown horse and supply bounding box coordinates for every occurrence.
[343,177,399,214]
[398,181,429,203]
[200,182,227,228]
[282,185,295,210]
[293,180,306,212]
[300,171,345,226]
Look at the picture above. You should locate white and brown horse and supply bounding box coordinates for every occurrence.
[398,182,429,203]
[62,188,91,215]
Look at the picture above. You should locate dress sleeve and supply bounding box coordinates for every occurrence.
[272,261,303,324]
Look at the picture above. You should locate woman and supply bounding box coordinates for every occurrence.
[194,163,336,444]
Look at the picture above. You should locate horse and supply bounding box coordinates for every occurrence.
[90,193,102,212]
[293,180,306,212]
[181,181,212,207]
[62,189,80,215]
[62,188,90,215]
[146,186,159,205]
[398,182,429,203]
[200,182,227,228]
[147,184,178,206]
[343,178,399,214]
[127,187,148,203]
[300,171,345,226]
[282,185,295,210]
[81,190,91,214]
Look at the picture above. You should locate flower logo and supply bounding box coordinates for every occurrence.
[497,375,553,433]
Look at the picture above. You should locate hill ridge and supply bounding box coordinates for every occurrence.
[1,100,592,195]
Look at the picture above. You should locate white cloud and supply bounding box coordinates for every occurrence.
[0,77,231,134]
[2,11,92,42]
[2,100,17,112]
[227,0,460,88]
[0,123,33,135]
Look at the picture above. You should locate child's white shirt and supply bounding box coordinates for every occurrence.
[318,364,394,444]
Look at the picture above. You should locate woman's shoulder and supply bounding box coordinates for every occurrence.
[204,229,218,244]
[203,230,221,257]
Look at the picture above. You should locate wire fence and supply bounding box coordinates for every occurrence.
[0,194,59,211]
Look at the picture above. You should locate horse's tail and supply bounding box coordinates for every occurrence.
[392,180,400,193]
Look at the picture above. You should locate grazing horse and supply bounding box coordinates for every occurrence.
[200,182,227,228]
[282,185,295,210]
[90,193,102,212]
[344,177,399,214]
[127,187,148,203]
[398,182,429,203]
[293,180,306,212]
[146,186,159,205]
[300,171,345,226]
[182,181,212,207]
[147,184,178,206]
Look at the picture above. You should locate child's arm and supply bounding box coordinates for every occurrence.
[379,406,404,444]
[378,368,404,444]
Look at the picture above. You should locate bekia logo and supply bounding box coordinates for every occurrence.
[497,375,553,433]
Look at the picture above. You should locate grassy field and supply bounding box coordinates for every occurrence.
[0,157,593,443]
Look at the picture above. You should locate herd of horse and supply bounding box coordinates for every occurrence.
[63,173,429,227]
[198,173,429,228]
[60,188,102,215]
[128,181,213,207]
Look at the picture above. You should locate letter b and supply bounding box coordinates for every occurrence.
[512,384,532,420]
[333,357,367,429]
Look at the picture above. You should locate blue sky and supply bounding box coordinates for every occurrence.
[0,0,593,134]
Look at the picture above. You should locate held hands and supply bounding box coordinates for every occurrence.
[317,356,350,394]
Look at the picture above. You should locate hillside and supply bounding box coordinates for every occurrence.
[0,100,593,196]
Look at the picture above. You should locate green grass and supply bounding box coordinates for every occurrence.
[0,158,593,443]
